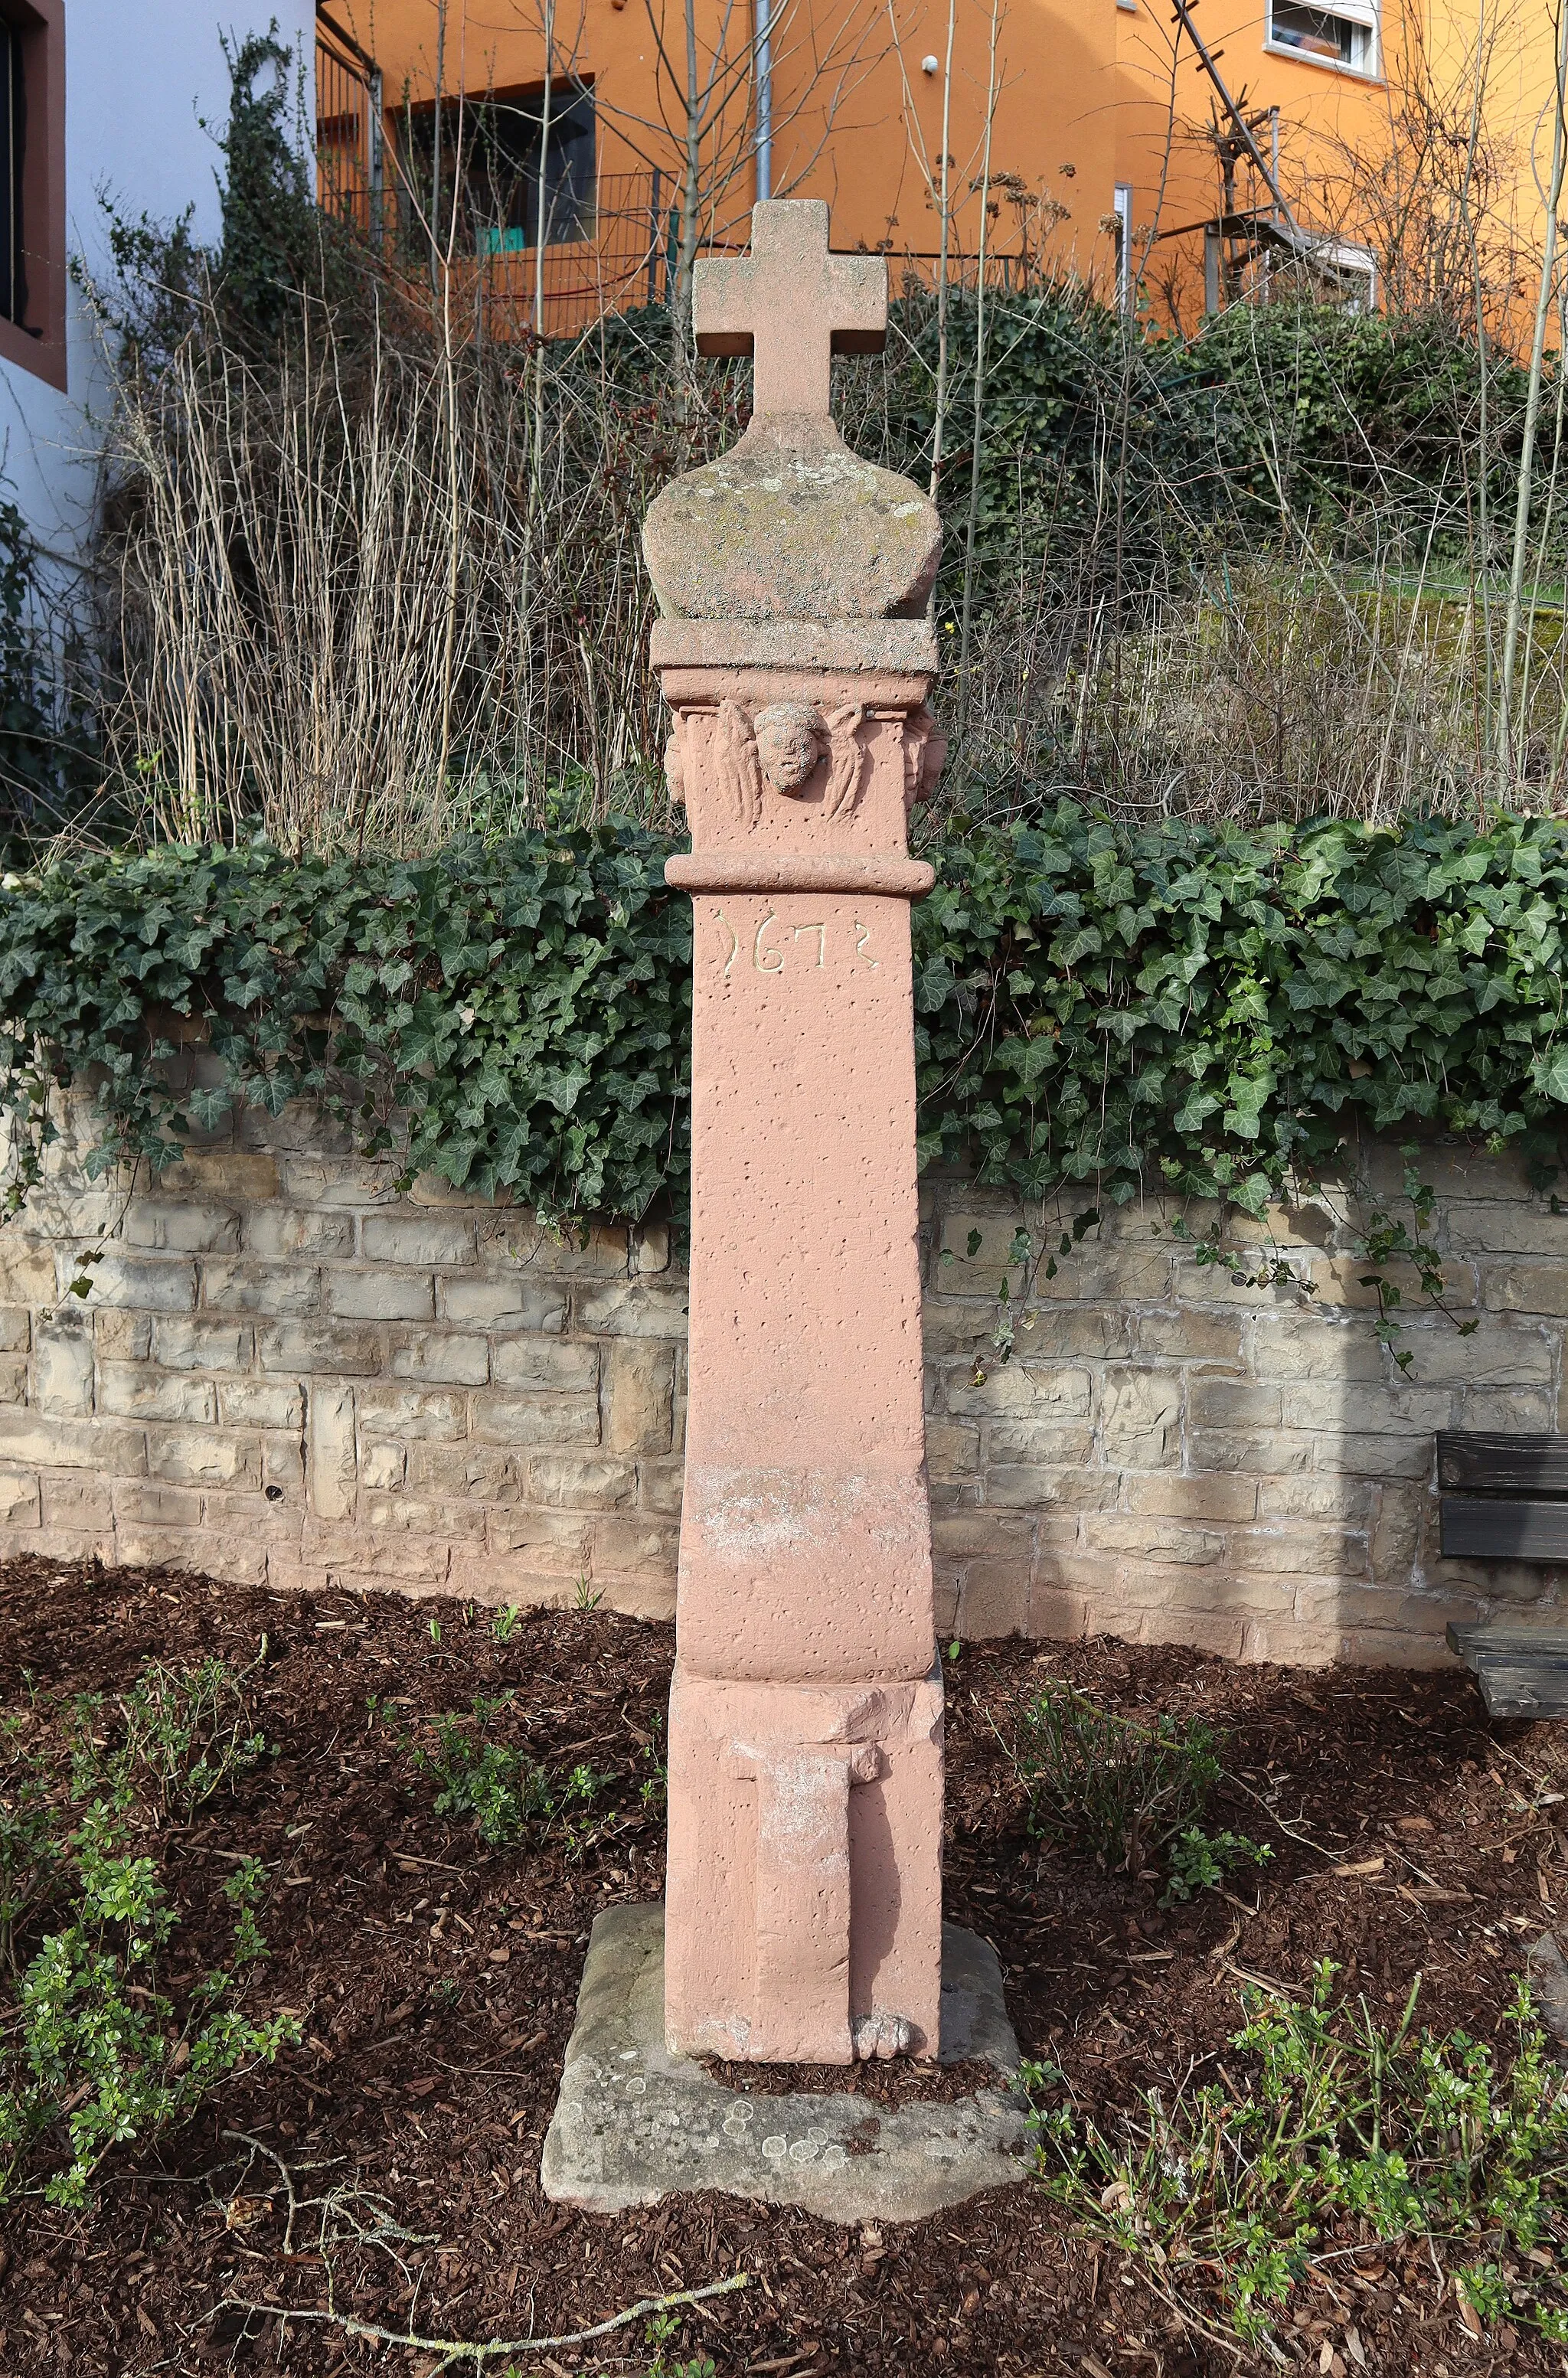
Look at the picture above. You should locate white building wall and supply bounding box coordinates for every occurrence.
[0,0,315,562]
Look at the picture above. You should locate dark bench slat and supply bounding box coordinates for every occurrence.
[1449,1623,1568,1658]
[1437,1432,1568,1494]
[1455,1626,1568,1664]
[1470,1661,1568,1719]
[1441,1498,1568,1561]
[1448,1624,1568,1715]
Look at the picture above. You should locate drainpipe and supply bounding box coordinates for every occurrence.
[369,65,384,248]
[755,0,772,202]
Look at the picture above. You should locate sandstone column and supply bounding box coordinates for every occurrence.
[643,201,947,2066]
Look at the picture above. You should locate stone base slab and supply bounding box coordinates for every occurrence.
[539,1902,1029,2223]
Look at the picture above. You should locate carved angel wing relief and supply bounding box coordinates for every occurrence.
[901,704,948,813]
[820,704,867,822]
[664,714,689,809]
[713,701,763,831]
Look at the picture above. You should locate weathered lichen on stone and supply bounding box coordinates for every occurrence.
[642,421,940,623]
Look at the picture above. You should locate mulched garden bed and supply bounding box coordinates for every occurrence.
[0,1553,1560,2377]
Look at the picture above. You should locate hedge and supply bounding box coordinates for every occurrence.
[1,807,1566,1230]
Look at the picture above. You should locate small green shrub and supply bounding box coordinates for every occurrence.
[113,1656,268,1818]
[0,1716,63,1974]
[0,1804,296,2207]
[410,1698,611,1854]
[1162,1824,1274,1906]
[63,1657,266,1825]
[1025,1964,1568,2347]
[1012,1681,1217,1873]
[410,1698,552,1848]
[0,1661,294,2205]
[643,2310,717,2378]
[1009,1681,1269,1901]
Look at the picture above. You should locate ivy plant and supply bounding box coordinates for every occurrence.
[0,807,1565,1236]
[916,803,1568,1214]
[0,826,690,1226]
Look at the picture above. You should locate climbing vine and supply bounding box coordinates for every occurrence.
[0,808,1565,1237]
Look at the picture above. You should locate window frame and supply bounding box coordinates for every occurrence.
[398,80,599,261]
[0,0,65,393]
[1318,237,1378,309]
[1265,0,1380,80]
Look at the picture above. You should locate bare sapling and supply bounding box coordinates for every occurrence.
[1501,0,1567,786]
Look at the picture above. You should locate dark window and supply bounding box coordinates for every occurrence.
[403,86,596,256]
[0,18,24,326]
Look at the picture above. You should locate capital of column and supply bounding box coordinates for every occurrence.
[657,671,945,891]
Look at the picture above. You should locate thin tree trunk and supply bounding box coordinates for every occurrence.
[531,0,557,506]
[928,0,957,504]
[956,0,1003,733]
[672,0,704,380]
[1456,0,1494,796]
[1501,0,1566,783]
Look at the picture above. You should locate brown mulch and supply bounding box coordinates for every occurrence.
[0,1553,1560,2376]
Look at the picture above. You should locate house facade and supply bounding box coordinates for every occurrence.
[317,0,1560,331]
[0,0,314,557]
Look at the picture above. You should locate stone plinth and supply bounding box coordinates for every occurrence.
[541,1904,1027,2223]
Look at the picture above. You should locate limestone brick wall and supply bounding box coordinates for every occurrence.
[924,1143,1568,1667]
[1,1101,1565,1664]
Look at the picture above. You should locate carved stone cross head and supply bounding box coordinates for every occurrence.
[694,199,887,420]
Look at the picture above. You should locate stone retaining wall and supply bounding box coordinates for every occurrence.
[2,1100,1565,1664]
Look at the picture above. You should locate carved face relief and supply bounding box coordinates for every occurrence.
[753,703,822,795]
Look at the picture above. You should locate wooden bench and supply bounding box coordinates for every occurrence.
[1439,1432,1568,1561]
[1439,1434,1568,1716]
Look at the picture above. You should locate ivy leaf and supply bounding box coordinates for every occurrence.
[1532,1047,1568,1105]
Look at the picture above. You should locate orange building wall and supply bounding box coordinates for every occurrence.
[322,0,1560,325]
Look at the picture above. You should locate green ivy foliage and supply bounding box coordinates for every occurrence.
[1,808,1566,1228]
[919,805,1568,1212]
[0,831,690,1223]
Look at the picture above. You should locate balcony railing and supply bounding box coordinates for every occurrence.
[316,30,681,336]
[315,14,384,242]
[452,172,674,336]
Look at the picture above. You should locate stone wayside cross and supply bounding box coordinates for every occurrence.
[691,201,886,416]
[642,201,948,2066]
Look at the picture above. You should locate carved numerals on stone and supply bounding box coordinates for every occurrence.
[710,906,880,980]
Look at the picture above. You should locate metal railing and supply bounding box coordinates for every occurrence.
[315,30,671,338]
[315,13,384,242]
[459,171,672,337]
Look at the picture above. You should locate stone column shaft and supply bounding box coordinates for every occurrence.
[653,635,944,2066]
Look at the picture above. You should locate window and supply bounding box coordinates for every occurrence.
[1319,238,1377,309]
[402,86,596,258]
[0,20,22,325]
[1266,1,1377,74]
[0,0,64,389]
